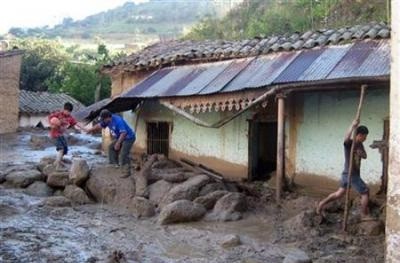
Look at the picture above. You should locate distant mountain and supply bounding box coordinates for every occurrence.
[8,0,226,43]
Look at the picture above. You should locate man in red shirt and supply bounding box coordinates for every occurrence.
[48,102,86,169]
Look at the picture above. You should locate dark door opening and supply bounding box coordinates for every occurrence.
[146,122,170,157]
[249,121,277,181]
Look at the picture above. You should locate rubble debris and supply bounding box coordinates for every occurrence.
[158,200,206,225]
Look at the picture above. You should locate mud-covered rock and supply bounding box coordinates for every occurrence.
[86,165,135,205]
[151,158,177,169]
[25,181,54,197]
[148,180,174,206]
[5,169,43,188]
[40,196,71,207]
[63,185,92,205]
[199,182,227,196]
[282,210,317,238]
[69,158,90,186]
[206,192,247,222]
[161,174,210,207]
[220,234,241,248]
[128,197,156,218]
[358,220,384,236]
[194,190,229,210]
[47,171,69,188]
[37,157,56,173]
[135,155,159,197]
[283,249,311,263]
[158,200,206,225]
[0,172,6,184]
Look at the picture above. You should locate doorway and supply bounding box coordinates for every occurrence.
[249,121,277,181]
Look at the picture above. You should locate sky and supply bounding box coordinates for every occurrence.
[0,0,148,34]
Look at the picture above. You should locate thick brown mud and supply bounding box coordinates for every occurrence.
[0,130,385,263]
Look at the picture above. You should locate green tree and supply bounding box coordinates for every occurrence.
[11,38,67,91]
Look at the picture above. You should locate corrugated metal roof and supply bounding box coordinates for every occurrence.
[119,39,389,100]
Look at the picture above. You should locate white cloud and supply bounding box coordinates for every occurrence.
[0,0,148,34]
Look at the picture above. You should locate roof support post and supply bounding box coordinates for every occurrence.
[276,93,286,203]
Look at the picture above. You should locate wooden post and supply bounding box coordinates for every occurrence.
[276,94,286,203]
[342,85,367,232]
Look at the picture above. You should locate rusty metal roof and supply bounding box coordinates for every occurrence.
[118,39,389,100]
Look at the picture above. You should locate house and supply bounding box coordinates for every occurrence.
[87,22,390,193]
[19,90,84,128]
[0,49,23,134]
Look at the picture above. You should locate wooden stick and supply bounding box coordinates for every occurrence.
[342,85,367,232]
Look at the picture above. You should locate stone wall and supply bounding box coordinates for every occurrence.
[0,51,22,134]
[386,1,400,261]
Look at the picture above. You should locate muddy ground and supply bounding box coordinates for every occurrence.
[0,130,385,263]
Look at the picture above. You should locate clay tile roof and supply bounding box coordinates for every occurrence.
[103,22,390,74]
[19,90,84,114]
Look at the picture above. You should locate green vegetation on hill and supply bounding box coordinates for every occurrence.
[8,0,217,41]
[186,0,390,40]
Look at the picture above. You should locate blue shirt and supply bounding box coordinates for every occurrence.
[101,114,135,141]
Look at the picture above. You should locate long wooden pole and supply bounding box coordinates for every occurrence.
[276,94,286,203]
[342,85,367,232]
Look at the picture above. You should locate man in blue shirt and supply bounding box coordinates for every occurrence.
[88,109,136,177]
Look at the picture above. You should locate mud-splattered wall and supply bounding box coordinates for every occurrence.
[0,51,22,134]
[126,101,250,180]
[294,88,389,184]
[386,1,400,261]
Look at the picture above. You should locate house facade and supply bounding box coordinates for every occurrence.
[0,50,23,134]
[96,22,390,191]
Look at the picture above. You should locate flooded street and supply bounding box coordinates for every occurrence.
[0,130,385,263]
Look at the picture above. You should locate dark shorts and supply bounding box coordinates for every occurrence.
[340,172,369,194]
[53,136,68,155]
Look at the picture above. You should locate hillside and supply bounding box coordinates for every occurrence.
[7,0,227,45]
[186,0,390,40]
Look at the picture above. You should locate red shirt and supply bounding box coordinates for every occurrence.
[48,111,77,138]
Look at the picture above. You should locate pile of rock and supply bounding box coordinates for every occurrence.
[1,154,249,225]
[1,157,92,205]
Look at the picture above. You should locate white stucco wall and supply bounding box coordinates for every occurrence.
[19,113,49,128]
[295,88,389,184]
[131,101,250,179]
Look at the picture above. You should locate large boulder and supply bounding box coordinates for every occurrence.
[127,197,156,218]
[158,200,206,225]
[37,157,56,173]
[148,180,174,206]
[25,181,54,197]
[194,190,229,210]
[69,158,90,186]
[86,165,135,205]
[63,185,92,205]
[199,182,227,196]
[206,192,247,222]
[134,155,159,197]
[47,171,69,188]
[160,174,210,207]
[5,169,43,188]
[282,211,317,238]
